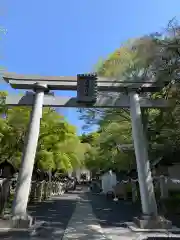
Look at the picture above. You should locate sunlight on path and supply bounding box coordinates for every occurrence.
[62,192,136,240]
[62,195,107,240]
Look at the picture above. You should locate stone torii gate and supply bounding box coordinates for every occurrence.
[3,72,170,228]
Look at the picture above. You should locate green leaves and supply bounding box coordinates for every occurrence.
[80,20,180,173]
[36,150,55,171]
[0,97,88,173]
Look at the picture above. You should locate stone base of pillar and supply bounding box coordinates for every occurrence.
[11,215,35,229]
[133,215,172,229]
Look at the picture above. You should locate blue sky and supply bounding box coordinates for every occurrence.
[0,0,180,135]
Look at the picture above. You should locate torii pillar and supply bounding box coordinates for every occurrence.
[11,83,47,227]
[129,91,157,217]
[129,91,172,229]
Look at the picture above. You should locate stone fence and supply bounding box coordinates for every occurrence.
[113,175,180,202]
[0,179,66,216]
[29,180,65,203]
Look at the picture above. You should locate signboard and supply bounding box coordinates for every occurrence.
[77,73,98,103]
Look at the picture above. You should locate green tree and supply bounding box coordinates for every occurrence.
[80,19,180,172]
[0,98,87,172]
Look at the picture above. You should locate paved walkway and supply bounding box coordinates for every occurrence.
[0,191,78,239]
[62,193,106,240]
[0,187,180,239]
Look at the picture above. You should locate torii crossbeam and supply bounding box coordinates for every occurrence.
[3,72,169,108]
[5,93,169,108]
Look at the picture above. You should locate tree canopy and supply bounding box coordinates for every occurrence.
[0,100,88,173]
[79,18,180,174]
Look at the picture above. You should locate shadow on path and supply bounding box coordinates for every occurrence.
[0,193,77,239]
[86,192,141,229]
